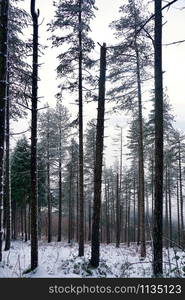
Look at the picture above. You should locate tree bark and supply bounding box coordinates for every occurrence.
[78,0,84,257]
[153,0,164,277]
[90,43,107,267]
[0,0,9,262]
[4,62,11,251]
[30,0,39,271]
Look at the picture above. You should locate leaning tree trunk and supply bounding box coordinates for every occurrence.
[30,0,39,271]
[0,0,9,262]
[90,43,107,267]
[153,0,164,277]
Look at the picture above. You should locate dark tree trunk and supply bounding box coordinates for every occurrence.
[88,190,92,242]
[168,169,172,248]
[127,183,131,247]
[4,65,11,251]
[137,182,140,246]
[24,201,28,242]
[116,173,120,248]
[78,0,84,257]
[76,168,79,242]
[135,44,146,258]
[0,0,9,262]
[178,141,184,247]
[58,156,62,242]
[153,0,164,277]
[125,181,128,244]
[11,198,17,240]
[90,43,107,267]
[30,0,39,271]
[47,132,52,244]
[165,167,169,249]
[105,180,110,244]
[176,179,181,247]
[133,176,136,243]
[28,203,31,240]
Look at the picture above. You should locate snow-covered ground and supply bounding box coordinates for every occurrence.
[0,241,185,278]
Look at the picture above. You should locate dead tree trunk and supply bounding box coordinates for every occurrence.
[30,0,39,271]
[90,43,107,268]
[0,0,9,262]
[153,0,164,277]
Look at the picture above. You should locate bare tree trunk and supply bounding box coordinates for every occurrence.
[90,43,107,267]
[135,45,146,258]
[153,0,164,277]
[30,0,39,271]
[47,128,52,243]
[176,179,181,247]
[116,173,120,247]
[4,64,11,251]
[105,179,110,244]
[24,201,28,242]
[58,157,62,242]
[78,0,84,257]
[165,167,169,249]
[168,169,173,247]
[178,141,184,248]
[133,176,136,243]
[0,0,9,262]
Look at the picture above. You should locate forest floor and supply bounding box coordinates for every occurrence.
[0,241,185,278]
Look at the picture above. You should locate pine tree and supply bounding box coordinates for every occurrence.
[109,0,153,257]
[11,137,31,240]
[49,0,96,256]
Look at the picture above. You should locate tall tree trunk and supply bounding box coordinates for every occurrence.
[127,181,131,247]
[24,201,28,242]
[176,179,181,246]
[76,168,79,242]
[30,0,39,271]
[47,127,52,243]
[178,141,184,248]
[116,174,121,248]
[0,0,9,262]
[135,44,146,258]
[78,0,84,257]
[133,176,136,243]
[90,43,107,267]
[165,167,169,249]
[4,64,11,251]
[153,0,164,277]
[168,169,172,247]
[105,180,110,244]
[58,156,62,242]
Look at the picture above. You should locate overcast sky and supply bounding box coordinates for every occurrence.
[12,0,185,166]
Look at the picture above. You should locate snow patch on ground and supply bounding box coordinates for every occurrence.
[0,241,185,278]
